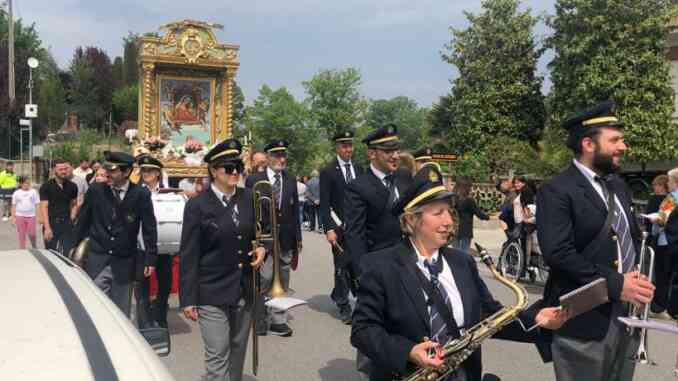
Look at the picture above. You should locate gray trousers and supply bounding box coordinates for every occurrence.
[198,300,252,381]
[94,265,133,317]
[552,305,639,381]
[259,249,293,325]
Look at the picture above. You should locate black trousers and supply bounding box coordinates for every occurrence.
[306,202,319,231]
[44,217,74,255]
[135,255,174,328]
[652,245,678,314]
[330,233,357,309]
[153,255,174,325]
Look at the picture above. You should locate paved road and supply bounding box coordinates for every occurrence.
[1,220,677,380]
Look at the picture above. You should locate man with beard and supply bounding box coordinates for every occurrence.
[39,159,78,253]
[343,124,413,380]
[74,151,157,317]
[536,101,655,381]
[319,130,364,324]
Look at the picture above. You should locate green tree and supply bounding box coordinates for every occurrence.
[302,68,368,138]
[112,56,124,90]
[122,32,139,86]
[112,84,139,124]
[36,53,66,133]
[548,0,677,162]
[366,96,429,150]
[68,49,97,129]
[441,0,546,155]
[0,13,48,157]
[244,85,321,175]
[232,81,245,126]
[428,93,460,153]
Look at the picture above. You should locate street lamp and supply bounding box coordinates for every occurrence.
[22,57,38,182]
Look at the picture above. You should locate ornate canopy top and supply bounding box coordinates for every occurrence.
[138,19,239,67]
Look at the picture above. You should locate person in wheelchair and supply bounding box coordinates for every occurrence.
[500,178,546,282]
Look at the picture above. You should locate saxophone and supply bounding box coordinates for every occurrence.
[399,243,529,381]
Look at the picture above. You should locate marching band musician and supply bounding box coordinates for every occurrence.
[343,124,413,379]
[344,124,414,277]
[351,166,568,381]
[179,138,265,381]
[412,147,441,172]
[74,151,158,317]
[245,140,302,337]
[135,155,174,329]
[536,101,655,381]
[319,129,364,324]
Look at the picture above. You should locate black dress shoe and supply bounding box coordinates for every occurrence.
[269,323,293,337]
[339,306,352,325]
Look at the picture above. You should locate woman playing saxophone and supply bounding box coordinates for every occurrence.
[350,166,569,381]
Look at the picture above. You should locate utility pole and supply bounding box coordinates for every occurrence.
[8,0,15,105]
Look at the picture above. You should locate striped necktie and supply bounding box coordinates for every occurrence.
[596,176,636,272]
[222,196,239,227]
[273,173,282,208]
[424,259,459,381]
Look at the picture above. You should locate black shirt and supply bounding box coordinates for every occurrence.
[39,178,78,220]
[455,196,490,239]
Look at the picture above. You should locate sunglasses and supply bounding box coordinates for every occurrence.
[270,152,288,158]
[217,162,243,175]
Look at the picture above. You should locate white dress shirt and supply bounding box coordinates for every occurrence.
[411,240,465,328]
[337,156,356,182]
[211,184,236,209]
[572,159,630,273]
[370,164,400,199]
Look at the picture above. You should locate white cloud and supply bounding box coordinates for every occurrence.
[15,0,556,106]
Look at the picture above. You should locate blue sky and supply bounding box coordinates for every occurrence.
[15,0,556,106]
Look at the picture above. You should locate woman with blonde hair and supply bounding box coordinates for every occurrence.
[351,166,569,381]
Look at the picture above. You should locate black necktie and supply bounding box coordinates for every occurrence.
[273,173,282,208]
[595,176,636,272]
[424,259,455,346]
[222,195,239,227]
[344,163,353,183]
[112,187,123,201]
[384,174,398,206]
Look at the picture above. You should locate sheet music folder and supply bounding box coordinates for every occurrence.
[559,278,609,318]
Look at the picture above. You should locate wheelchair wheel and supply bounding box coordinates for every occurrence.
[499,241,523,281]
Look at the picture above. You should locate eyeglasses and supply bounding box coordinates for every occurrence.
[218,163,243,175]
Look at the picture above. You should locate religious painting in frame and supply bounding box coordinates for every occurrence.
[135,19,240,178]
[157,75,216,148]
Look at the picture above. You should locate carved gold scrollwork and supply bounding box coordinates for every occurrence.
[180,28,207,63]
[142,62,156,136]
[225,49,238,61]
[223,69,237,139]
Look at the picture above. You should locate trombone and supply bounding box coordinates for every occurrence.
[627,231,656,365]
[250,180,287,375]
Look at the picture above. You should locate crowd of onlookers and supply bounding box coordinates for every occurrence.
[2,150,677,322]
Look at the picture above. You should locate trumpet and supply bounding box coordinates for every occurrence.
[252,180,286,298]
[68,238,90,268]
[250,180,287,376]
[627,231,656,365]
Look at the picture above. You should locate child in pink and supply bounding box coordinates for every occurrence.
[11,176,39,249]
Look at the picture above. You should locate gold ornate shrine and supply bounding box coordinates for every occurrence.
[136,19,240,177]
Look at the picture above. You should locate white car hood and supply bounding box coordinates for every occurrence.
[0,249,175,380]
